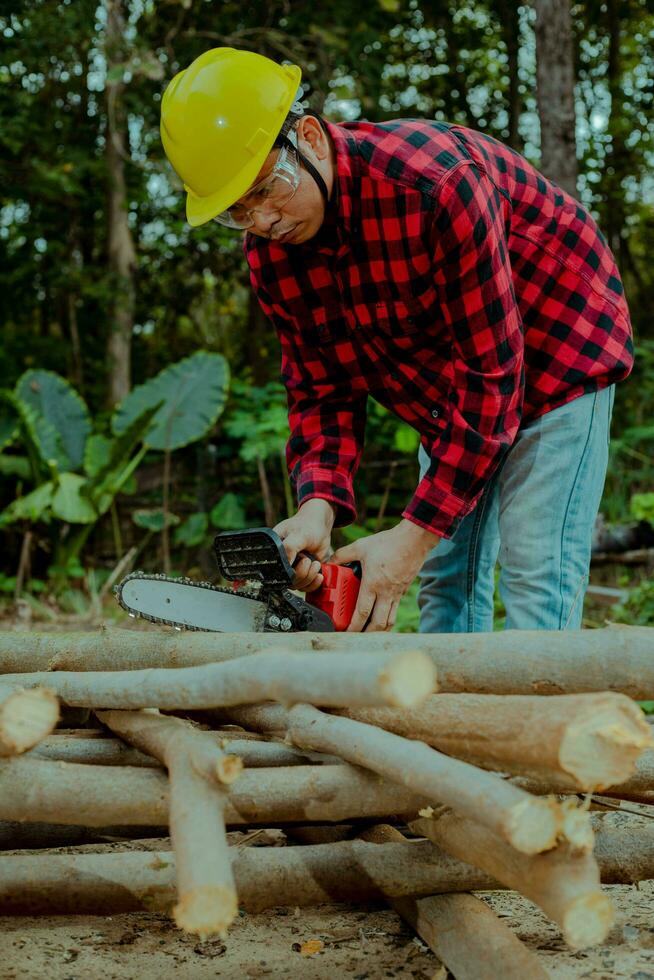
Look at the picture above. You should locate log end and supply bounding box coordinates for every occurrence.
[379,650,438,708]
[560,696,654,791]
[562,890,614,950]
[558,798,594,853]
[173,884,238,939]
[215,753,244,786]
[506,796,560,855]
[0,687,60,757]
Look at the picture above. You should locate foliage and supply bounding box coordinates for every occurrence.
[611,579,654,627]
[0,0,652,599]
[113,352,230,451]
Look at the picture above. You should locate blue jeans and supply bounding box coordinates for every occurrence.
[417,386,615,632]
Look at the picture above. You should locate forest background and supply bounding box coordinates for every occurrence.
[1,0,653,630]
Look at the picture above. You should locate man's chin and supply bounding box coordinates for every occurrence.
[288,219,321,244]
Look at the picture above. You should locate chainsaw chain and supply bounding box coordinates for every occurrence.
[114,570,269,633]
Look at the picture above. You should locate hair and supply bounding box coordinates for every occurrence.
[274,101,328,147]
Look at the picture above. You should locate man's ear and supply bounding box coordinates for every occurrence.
[296,115,330,161]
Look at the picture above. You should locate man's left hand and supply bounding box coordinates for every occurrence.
[331,519,440,632]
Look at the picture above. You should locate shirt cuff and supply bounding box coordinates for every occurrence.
[294,466,357,528]
[402,474,475,539]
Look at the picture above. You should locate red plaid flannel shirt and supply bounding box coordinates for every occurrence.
[245,120,634,538]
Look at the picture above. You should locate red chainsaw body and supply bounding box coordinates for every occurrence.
[307,562,361,632]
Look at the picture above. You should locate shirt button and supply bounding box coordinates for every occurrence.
[431,409,440,419]
[317,324,326,334]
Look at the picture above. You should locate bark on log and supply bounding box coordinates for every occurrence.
[3,624,653,696]
[342,692,653,790]
[96,711,243,786]
[0,823,651,915]
[411,813,613,950]
[0,684,59,757]
[33,733,326,769]
[361,824,548,980]
[510,748,654,797]
[218,703,561,855]
[1,649,436,710]
[0,758,429,826]
[96,711,242,938]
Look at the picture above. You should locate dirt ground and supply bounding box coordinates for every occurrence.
[3,883,654,979]
[4,817,654,980]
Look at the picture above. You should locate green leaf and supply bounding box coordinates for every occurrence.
[173,512,209,547]
[84,434,112,478]
[88,403,162,512]
[15,369,91,471]
[112,352,230,451]
[0,455,31,479]
[51,473,98,524]
[210,493,247,530]
[132,508,180,532]
[631,492,654,526]
[0,482,54,525]
[394,424,420,453]
[1,390,67,474]
[0,398,18,450]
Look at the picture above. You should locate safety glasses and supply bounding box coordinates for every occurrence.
[214,130,301,230]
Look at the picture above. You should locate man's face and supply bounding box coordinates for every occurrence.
[237,123,332,245]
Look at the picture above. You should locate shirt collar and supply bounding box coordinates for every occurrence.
[302,121,360,253]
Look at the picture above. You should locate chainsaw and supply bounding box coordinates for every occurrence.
[114,527,361,633]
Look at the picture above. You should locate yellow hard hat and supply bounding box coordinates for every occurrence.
[160,48,302,227]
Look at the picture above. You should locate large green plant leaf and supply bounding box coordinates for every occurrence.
[0,397,19,450]
[0,482,54,525]
[132,509,180,531]
[112,352,230,451]
[173,512,208,547]
[88,403,162,515]
[15,369,91,471]
[51,473,98,524]
[210,493,247,530]
[1,390,67,474]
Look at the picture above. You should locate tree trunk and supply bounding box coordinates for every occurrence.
[342,692,653,790]
[0,685,59,757]
[218,703,562,855]
[534,0,579,198]
[1,649,435,711]
[0,758,429,826]
[105,0,136,406]
[34,731,329,769]
[0,822,651,917]
[411,812,613,950]
[4,625,653,696]
[361,824,547,980]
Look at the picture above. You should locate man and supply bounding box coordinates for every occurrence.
[161,47,634,633]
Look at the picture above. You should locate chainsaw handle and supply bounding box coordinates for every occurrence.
[306,561,362,631]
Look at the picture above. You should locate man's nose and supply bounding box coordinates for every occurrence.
[250,207,281,236]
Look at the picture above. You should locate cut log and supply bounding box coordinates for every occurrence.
[33,732,328,769]
[96,711,243,786]
[361,824,548,980]
[0,822,651,915]
[217,703,561,855]
[95,710,241,938]
[341,692,653,791]
[0,684,59,757]
[3,624,653,697]
[411,812,613,950]
[0,648,436,710]
[0,757,429,826]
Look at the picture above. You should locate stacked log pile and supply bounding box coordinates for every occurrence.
[1,625,654,976]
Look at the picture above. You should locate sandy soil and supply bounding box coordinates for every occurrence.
[3,883,654,979]
[4,816,654,980]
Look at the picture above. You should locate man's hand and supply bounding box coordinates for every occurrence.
[273,498,336,592]
[331,519,440,632]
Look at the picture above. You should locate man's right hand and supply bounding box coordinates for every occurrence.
[273,498,336,593]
